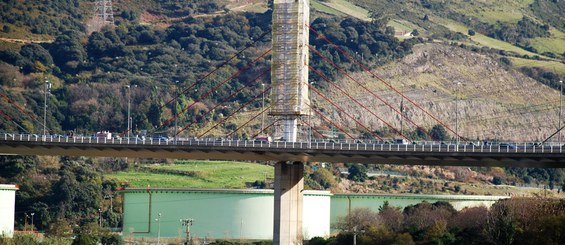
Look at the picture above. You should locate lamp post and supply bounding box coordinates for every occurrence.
[24,213,29,231]
[261,83,265,135]
[309,82,315,143]
[455,82,461,145]
[557,80,563,147]
[400,84,404,137]
[98,208,102,227]
[125,85,131,138]
[43,81,51,136]
[30,212,35,232]
[174,81,179,144]
[156,213,162,245]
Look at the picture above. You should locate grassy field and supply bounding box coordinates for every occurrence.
[435,18,543,57]
[510,57,565,76]
[318,0,370,21]
[529,28,565,54]
[311,0,347,17]
[106,160,274,189]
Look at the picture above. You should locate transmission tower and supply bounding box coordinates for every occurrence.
[93,0,115,25]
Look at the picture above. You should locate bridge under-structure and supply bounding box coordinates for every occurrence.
[269,0,310,244]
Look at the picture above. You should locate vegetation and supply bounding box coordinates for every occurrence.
[312,198,565,245]
[106,160,274,189]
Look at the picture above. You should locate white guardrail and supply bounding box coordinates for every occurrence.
[1,133,564,154]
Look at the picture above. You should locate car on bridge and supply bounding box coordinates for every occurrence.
[499,143,517,149]
[151,136,169,142]
[254,136,272,143]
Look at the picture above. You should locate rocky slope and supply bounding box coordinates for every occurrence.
[319,43,560,142]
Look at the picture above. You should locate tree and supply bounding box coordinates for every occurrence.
[430,124,448,141]
[49,31,86,72]
[311,168,337,189]
[20,44,53,66]
[335,208,380,231]
[348,164,368,182]
[492,176,503,185]
[468,29,476,36]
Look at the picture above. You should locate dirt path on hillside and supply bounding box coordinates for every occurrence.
[0,37,53,44]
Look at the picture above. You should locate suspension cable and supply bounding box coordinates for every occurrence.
[0,109,29,133]
[307,45,434,140]
[0,92,47,131]
[310,104,356,140]
[298,115,327,140]
[174,68,270,137]
[161,29,272,109]
[307,24,465,141]
[306,82,384,141]
[226,105,272,138]
[157,48,272,131]
[249,119,280,140]
[197,86,272,138]
[307,63,412,141]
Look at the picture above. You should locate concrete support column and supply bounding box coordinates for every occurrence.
[273,161,304,245]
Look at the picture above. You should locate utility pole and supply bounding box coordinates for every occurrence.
[181,218,193,245]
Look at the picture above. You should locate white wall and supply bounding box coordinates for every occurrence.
[0,185,18,238]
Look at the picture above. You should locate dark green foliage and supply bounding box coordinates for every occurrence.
[530,0,565,33]
[100,233,124,245]
[0,0,85,36]
[519,67,562,92]
[309,17,417,85]
[430,124,448,141]
[467,29,475,36]
[447,12,550,48]
[348,164,368,182]
[49,31,87,73]
[20,43,53,66]
[492,176,503,185]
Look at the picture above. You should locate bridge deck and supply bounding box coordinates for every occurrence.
[1,134,564,167]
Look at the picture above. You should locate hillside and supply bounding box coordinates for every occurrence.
[316,42,560,141]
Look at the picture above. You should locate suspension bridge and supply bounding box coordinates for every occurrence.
[1,0,564,244]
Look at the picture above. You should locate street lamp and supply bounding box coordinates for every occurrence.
[124,85,131,138]
[156,213,162,245]
[261,83,265,135]
[400,84,404,137]
[455,83,459,144]
[30,212,35,232]
[557,80,563,146]
[24,213,29,231]
[43,81,51,136]
[98,208,102,227]
[174,81,179,143]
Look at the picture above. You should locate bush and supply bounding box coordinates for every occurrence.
[492,176,503,185]
[468,29,475,36]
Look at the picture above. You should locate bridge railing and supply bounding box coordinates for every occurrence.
[2,133,564,154]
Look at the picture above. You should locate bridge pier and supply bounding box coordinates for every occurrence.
[273,161,304,245]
